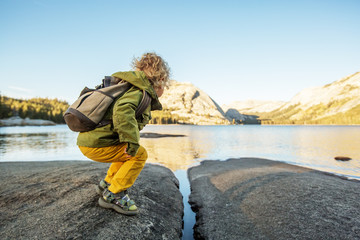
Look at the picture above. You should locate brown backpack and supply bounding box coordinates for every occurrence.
[63,76,151,132]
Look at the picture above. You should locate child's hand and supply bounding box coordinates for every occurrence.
[124,147,133,159]
[125,143,138,157]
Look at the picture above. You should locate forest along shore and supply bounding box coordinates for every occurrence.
[0,161,183,240]
[188,158,360,240]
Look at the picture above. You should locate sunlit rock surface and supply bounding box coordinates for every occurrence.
[281,71,360,120]
[0,116,56,126]
[188,158,360,240]
[159,80,230,125]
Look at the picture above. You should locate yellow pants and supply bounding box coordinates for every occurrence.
[79,143,148,193]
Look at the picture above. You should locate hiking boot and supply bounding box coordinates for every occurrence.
[98,189,138,216]
[95,180,110,196]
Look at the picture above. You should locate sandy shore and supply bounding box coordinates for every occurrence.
[0,161,183,240]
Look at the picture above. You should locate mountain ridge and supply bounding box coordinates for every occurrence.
[222,100,285,114]
[153,80,231,125]
[241,71,360,124]
[155,70,360,125]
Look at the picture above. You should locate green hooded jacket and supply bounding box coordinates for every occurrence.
[77,71,162,156]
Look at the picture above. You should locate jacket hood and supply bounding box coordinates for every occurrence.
[111,71,162,110]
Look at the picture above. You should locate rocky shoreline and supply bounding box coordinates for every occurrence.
[0,116,56,126]
[0,161,183,240]
[1,158,359,239]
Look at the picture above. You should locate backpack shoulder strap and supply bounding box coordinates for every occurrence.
[135,90,152,118]
[98,88,151,127]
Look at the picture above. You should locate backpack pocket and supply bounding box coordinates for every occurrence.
[64,91,114,132]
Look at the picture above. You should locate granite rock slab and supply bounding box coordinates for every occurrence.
[188,158,360,240]
[0,161,183,240]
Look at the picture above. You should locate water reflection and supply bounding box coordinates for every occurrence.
[290,126,360,178]
[0,125,359,180]
[0,133,68,154]
[140,134,209,171]
[0,125,86,161]
[142,125,360,180]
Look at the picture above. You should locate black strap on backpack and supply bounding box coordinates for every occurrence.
[97,88,152,128]
[135,90,152,118]
[100,76,152,118]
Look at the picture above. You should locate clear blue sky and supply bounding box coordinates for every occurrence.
[1,0,359,105]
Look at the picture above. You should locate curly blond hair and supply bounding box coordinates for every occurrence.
[132,52,170,88]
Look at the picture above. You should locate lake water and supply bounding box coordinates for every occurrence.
[1,124,360,239]
[2,125,359,179]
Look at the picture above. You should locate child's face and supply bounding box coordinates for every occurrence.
[155,86,164,98]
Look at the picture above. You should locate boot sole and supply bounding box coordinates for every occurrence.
[95,185,103,196]
[98,197,138,216]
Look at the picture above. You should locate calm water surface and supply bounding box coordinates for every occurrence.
[1,124,359,179]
